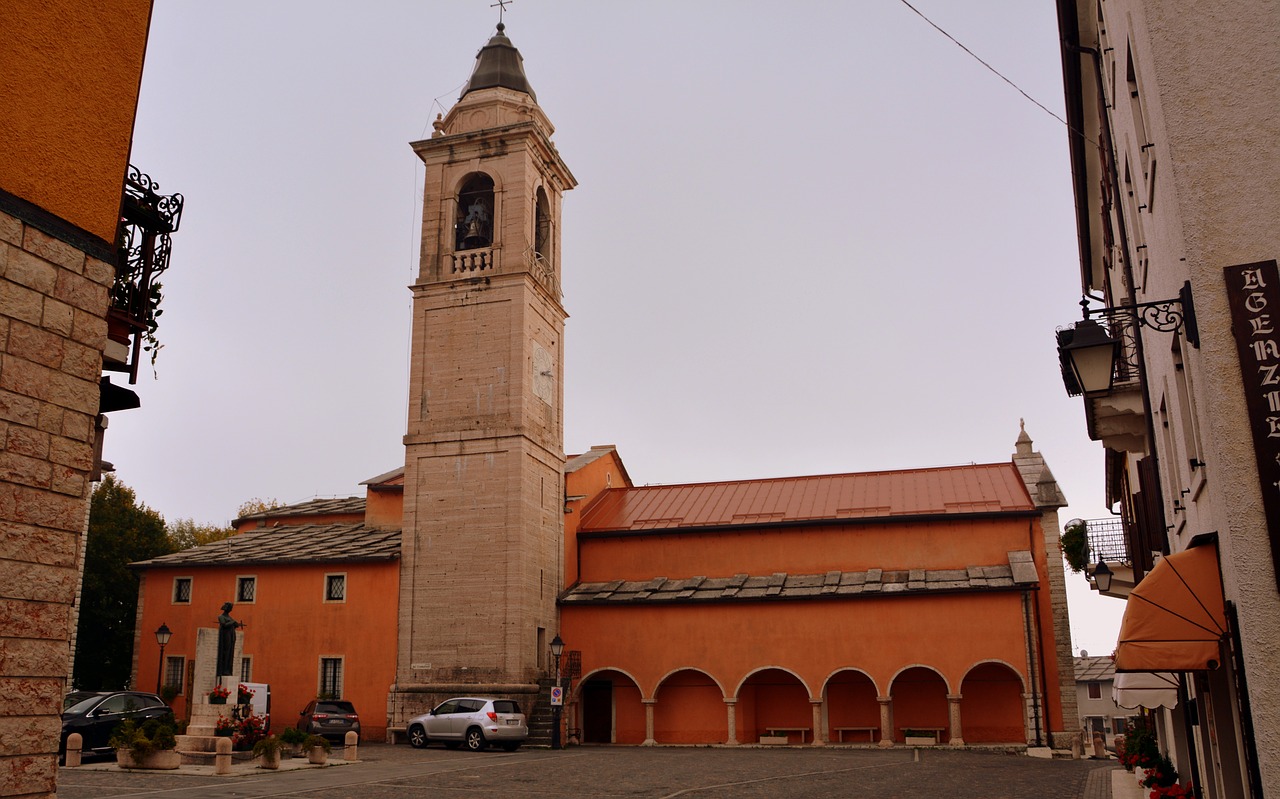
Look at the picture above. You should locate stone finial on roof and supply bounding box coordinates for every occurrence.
[1011,420,1066,510]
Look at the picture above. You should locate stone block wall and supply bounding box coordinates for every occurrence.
[0,208,110,798]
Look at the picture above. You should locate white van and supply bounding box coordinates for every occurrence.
[239,683,271,729]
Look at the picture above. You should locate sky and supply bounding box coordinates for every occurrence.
[117,0,1123,654]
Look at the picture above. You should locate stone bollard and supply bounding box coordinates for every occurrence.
[65,733,83,767]
[344,730,359,762]
[215,736,233,775]
[1092,732,1107,759]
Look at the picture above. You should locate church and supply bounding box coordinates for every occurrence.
[130,23,1077,748]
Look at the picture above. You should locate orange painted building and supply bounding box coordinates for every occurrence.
[131,428,1076,747]
[131,495,399,741]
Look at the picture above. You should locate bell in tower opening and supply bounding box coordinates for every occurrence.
[456,173,494,250]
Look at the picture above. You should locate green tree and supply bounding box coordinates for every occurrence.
[74,475,174,690]
[167,517,233,550]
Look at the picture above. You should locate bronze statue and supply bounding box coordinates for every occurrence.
[216,602,244,677]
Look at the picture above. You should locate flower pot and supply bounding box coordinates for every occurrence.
[117,749,181,770]
[308,746,328,765]
[258,750,281,770]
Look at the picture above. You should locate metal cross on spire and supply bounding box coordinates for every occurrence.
[490,0,512,25]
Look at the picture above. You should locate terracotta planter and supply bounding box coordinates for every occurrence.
[307,746,328,765]
[116,749,181,770]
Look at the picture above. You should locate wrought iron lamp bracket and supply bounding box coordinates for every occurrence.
[1079,280,1199,347]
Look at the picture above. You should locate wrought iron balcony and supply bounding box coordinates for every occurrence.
[1083,516,1129,564]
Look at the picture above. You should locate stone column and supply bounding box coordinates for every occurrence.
[947,694,965,746]
[642,700,656,746]
[724,699,739,746]
[1022,692,1039,745]
[810,700,825,745]
[877,696,895,747]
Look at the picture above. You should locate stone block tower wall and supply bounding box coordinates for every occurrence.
[392,25,576,722]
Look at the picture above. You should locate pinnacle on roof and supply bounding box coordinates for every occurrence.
[460,22,537,102]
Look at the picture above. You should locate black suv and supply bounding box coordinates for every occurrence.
[61,691,171,757]
[299,699,361,742]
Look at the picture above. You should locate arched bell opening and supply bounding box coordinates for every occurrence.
[456,173,495,251]
[534,186,551,262]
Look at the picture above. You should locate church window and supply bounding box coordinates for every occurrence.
[236,575,256,603]
[456,173,495,251]
[534,187,551,262]
[172,577,192,603]
[319,657,344,698]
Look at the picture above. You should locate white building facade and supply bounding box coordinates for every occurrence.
[1055,1,1280,797]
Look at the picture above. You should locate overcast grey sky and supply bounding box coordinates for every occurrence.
[116,0,1122,653]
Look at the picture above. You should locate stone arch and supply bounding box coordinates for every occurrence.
[960,660,1028,743]
[888,665,951,743]
[455,172,496,250]
[734,667,813,745]
[533,185,551,261]
[654,668,726,744]
[573,667,645,745]
[822,668,881,744]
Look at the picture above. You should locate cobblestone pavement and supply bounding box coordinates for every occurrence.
[57,744,1119,799]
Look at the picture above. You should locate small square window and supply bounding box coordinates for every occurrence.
[1087,682,1102,699]
[173,577,192,604]
[325,574,346,602]
[237,576,256,603]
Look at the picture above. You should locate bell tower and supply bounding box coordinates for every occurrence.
[391,23,576,720]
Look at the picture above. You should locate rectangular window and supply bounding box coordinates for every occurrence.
[240,656,252,683]
[164,656,186,693]
[172,577,192,604]
[319,657,343,698]
[1087,682,1102,699]
[236,576,256,603]
[324,573,346,602]
[1113,717,1127,735]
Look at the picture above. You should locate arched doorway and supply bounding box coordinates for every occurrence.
[960,661,1027,743]
[654,669,724,744]
[578,669,644,744]
[824,669,881,743]
[736,668,811,745]
[889,666,950,743]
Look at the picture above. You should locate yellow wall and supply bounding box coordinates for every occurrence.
[0,0,153,243]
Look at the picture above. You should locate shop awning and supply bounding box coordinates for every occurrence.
[1113,671,1179,709]
[1114,543,1227,672]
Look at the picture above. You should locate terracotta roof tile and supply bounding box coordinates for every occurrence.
[578,463,1034,533]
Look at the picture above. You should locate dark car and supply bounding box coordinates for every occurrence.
[61,691,171,757]
[299,699,360,742]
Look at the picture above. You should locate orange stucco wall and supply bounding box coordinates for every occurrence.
[565,449,631,585]
[134,560,398,740]
[577,516,1037,582]
[1,1,153,243]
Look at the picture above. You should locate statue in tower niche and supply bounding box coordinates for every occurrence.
[216,602,244,677]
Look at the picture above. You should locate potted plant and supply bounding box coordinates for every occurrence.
[1060,520,1090,573]
[305,734,332,765]
[237,683,256,705]
[279,726,309,758]
[110,717,180,770]
[214,716,236,738]
[252,735,287,770]
[209,684,231,705]
[234,713,268,751]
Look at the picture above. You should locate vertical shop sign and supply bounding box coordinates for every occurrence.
[1224,259,1280,591]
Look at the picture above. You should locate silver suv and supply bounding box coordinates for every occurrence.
[407,697,527,752]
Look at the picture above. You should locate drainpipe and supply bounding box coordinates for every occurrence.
[1022,589,1043,747]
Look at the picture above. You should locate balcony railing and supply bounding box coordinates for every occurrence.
[1083,517,1129,564]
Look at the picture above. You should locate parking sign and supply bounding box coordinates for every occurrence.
[550,686,563,706]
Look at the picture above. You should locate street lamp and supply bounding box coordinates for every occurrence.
[1092,559,1114,593]
[550,634,565,750]
[154,623,172,695]
[1061,319,1120,395]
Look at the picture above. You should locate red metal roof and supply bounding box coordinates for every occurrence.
[577,462,1035,533]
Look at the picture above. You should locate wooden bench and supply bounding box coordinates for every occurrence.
[833,726,879,743]
[762,727,809,744]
